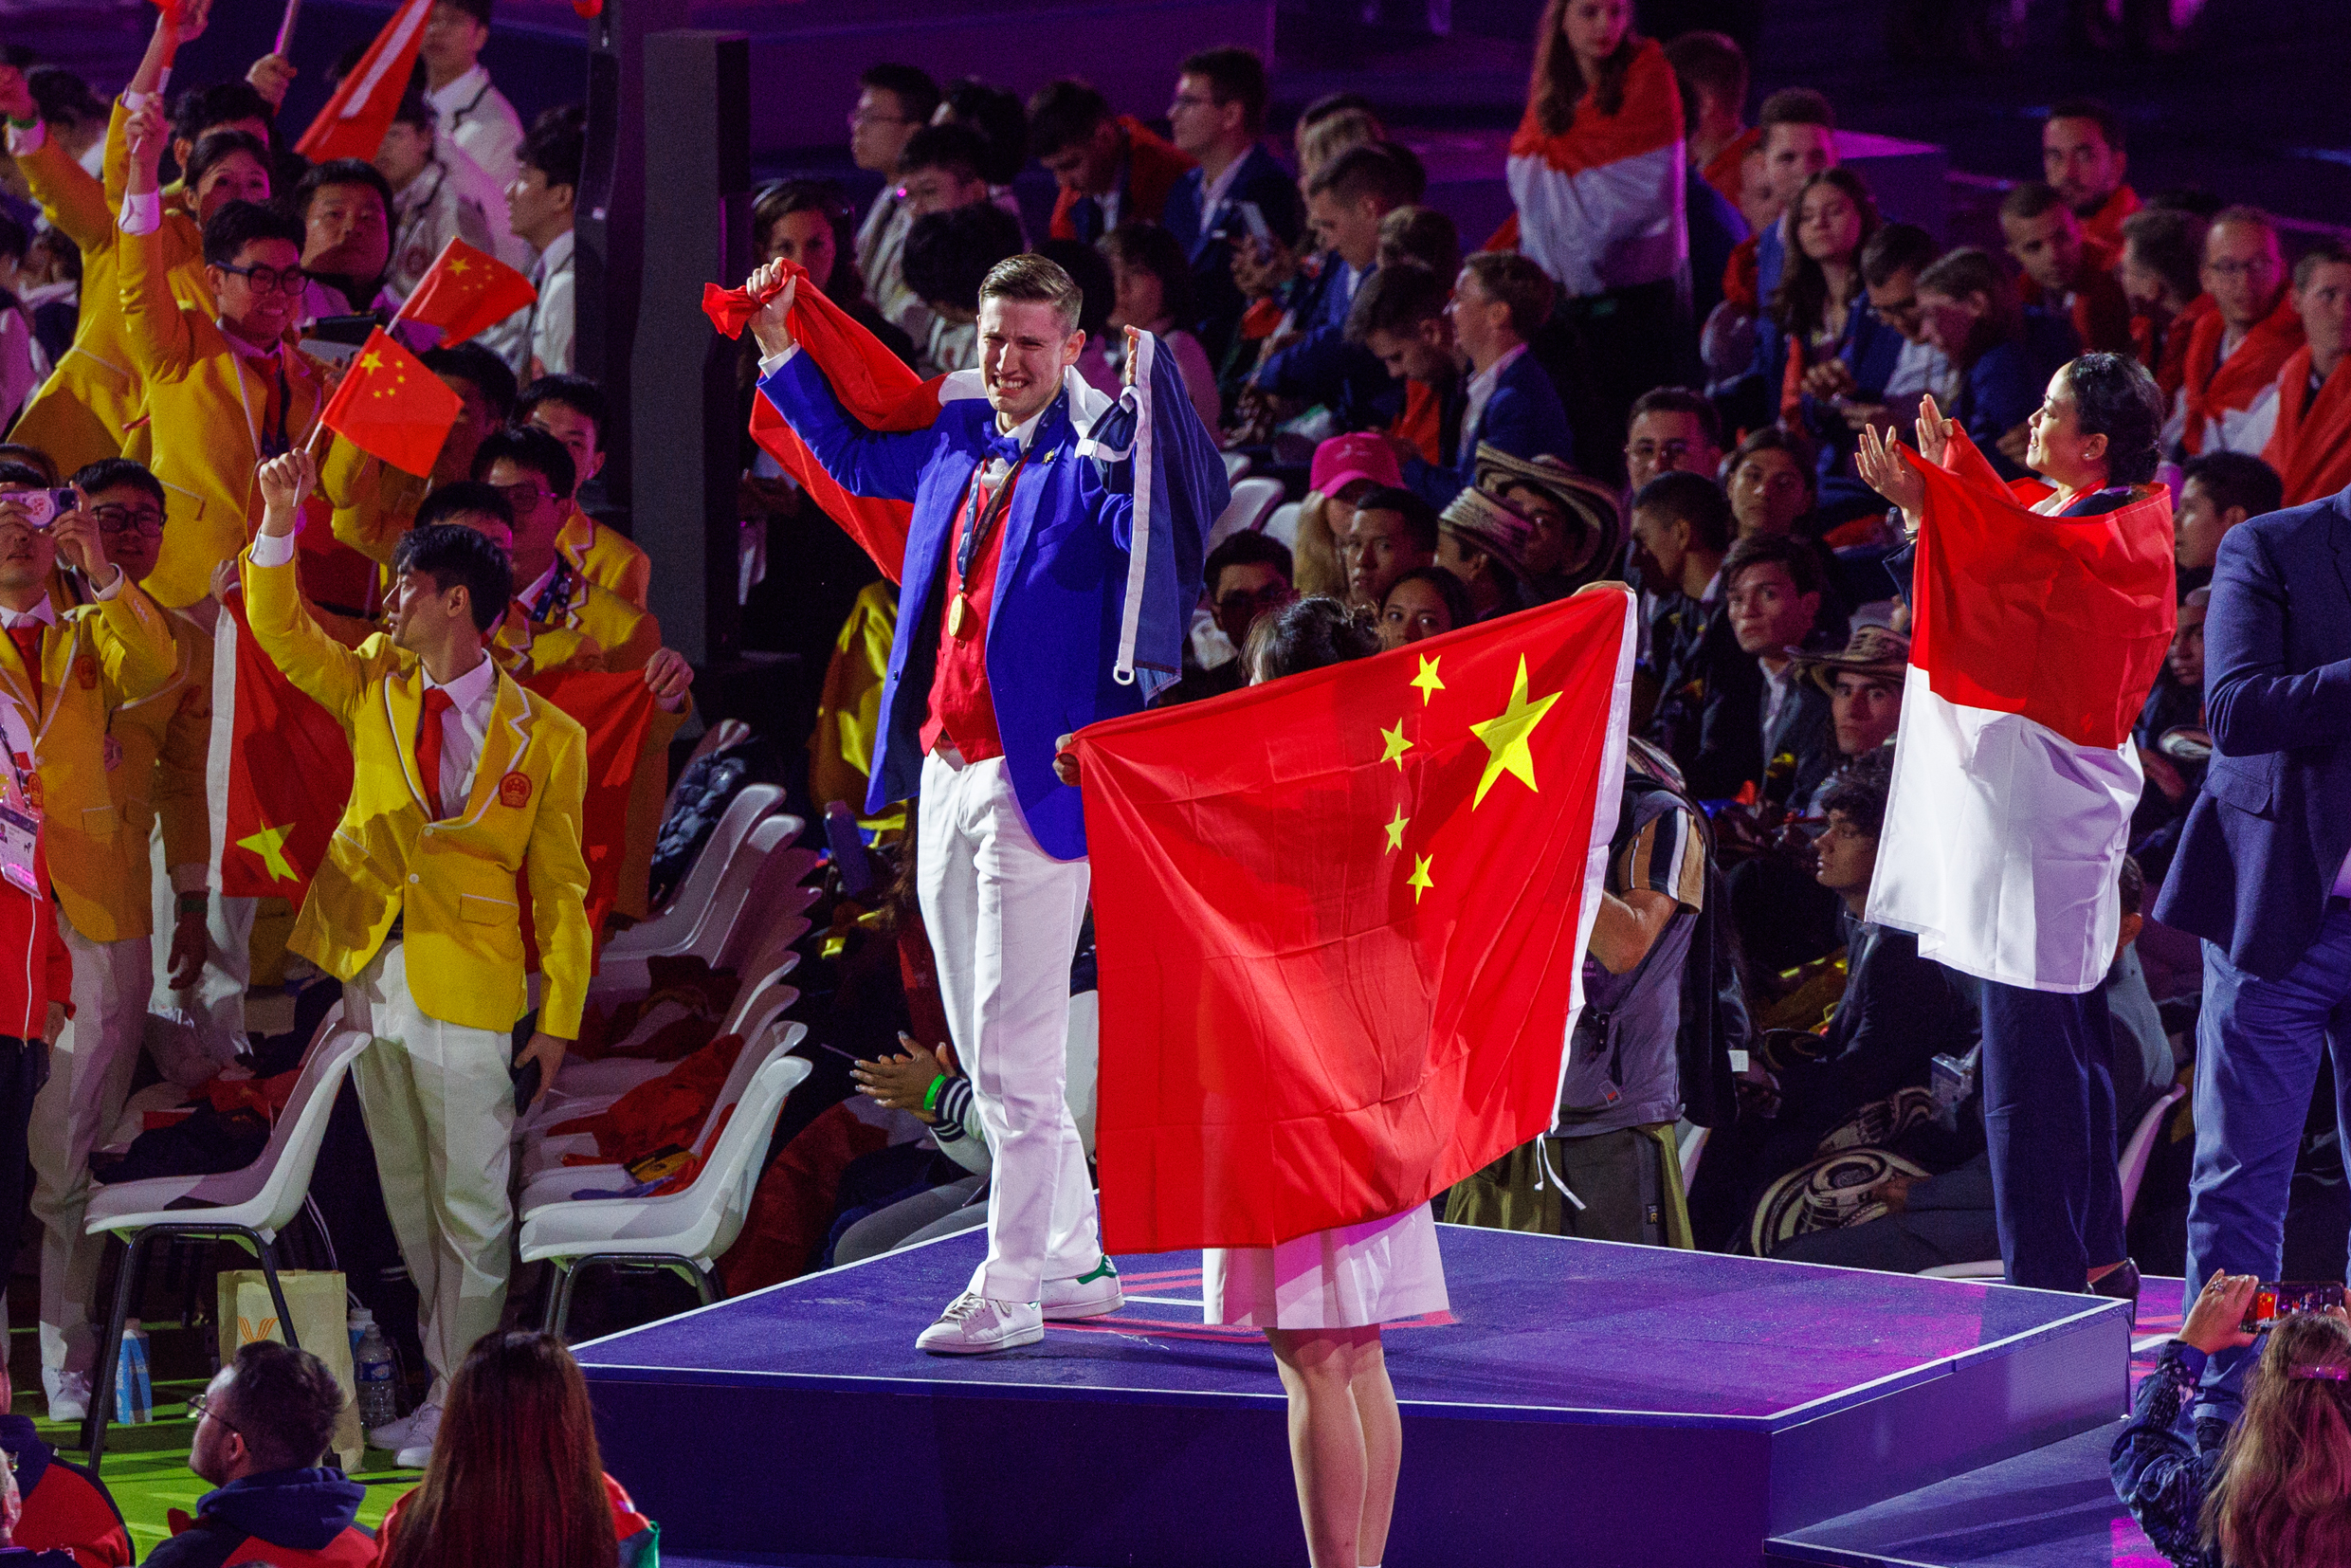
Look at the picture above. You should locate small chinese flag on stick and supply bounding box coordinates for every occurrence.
[318,328,462,477]
[396,237,538,349]
[294,0,432,162]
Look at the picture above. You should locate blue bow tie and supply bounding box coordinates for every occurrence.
[983,430,1025,466]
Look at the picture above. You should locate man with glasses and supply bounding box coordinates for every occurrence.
[1162,46,1303,365]
[421,0,523,199]
[1623,387,1725,496]
[849,64,942,344]
[1161,531,1294,707]
[154,1342,370,1568]
[2175,208,2301,460]
[470,427,660,672]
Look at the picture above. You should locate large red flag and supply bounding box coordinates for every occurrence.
[319,328,463,478]
[706,266,939,582]
[213,598,355,903]
[396,238,537,350]
[1071,592,1636,1252]
[519,667,662,938]
[294,0,432,163]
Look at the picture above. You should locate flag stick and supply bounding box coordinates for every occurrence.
[302,419,330,458]
[272,0,304,58]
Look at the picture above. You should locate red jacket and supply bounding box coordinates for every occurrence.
[0,702,68,1041]
[1048,119,1195,241]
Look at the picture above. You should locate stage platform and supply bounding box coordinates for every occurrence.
[576,1224,2130,1566]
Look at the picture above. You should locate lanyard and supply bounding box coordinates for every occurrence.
[955,453,1026,585]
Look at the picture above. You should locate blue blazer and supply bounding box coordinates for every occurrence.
[2154,488,2351,978]
[1252,258,1400,431]
[1162,144,1303,362]
[1403,350,1575,509]
[758,354,1143,861]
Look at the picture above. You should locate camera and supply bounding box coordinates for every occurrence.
[11,489,79,530]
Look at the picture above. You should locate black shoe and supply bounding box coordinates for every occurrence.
[2090,1259,2141,1329]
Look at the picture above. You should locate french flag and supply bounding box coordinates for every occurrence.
[1504,37,1686,299]
[1868,433,2176,993]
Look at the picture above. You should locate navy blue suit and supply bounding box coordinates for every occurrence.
[1252,257,1400,431]
[758,355,1145,861]
[1402,350,1576,510]
[2155,489,2351,1418]
[1161,144,1303,366]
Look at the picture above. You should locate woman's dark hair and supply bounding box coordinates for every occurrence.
[1035,238,1115,340]
[1245,595,1383,683]
[2202,1311,2351,1566]
[1380,567,1474,636]
[1528,0,1640,133]
[1097,222,1194,330]
[185,128,271,195]
[378,1332,618,1568]
[752,178,865,301]
[1769,168,1880,341]
[2063,353,2165,486]
[902,205,1025,314]
[938,79,1029,186]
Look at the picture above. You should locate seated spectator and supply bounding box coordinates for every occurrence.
[2113,1277,2351,1568]
[2260,241,2351,506]
[897,122,999,224]
[847,64,941,346]
[901,203,1026,374]
[2002,183,2134,356]
[1378,566,1472,649]
[472,427,661,671]
[1664,31,1754,327]
[290,157,396,321]
[1160,46,1303,366]
[1472,446,1623,600]
[2044,98,2140,249]
[0,1393,129,1567]
[1624,386,1727,496]
[377,1332,657,1568]
[931,78,1031,232]
[1791,625,1907,788]
[1346,261,1459,489]
[1750,169,1881,437]
[1439,252,1572,497]
[1915,246,2082,476]
[1726,534,1847,804]
[2119,205,2209,399]
[1030,79,1195,246]
[142,1342,370,1568]
[1727,427,1819,539]
[1812,224,1952,445]
[1435,487,1534,622]
[1097,223,1219,428]
[376,87,497,301]
[1337,483,1436,611]
[518,374,653,607]
[2173,207,2298,460]
[2173,448,2282,593]
[1294,432,1402,598]
[1294,100,1384,183]
[1251,143,1417,431]
[1163,532,1296,705]
[751,177,917,370]
[1634,472,1752,797]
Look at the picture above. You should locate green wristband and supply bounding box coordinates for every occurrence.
[921,1075,947,1114]
[6,117,37,131]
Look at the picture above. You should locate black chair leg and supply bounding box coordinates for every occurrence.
[83,1231,146,1475]
[252,1233,301,1352]
[540,1261,570,1334]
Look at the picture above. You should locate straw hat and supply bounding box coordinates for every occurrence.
[1469,444,1623,587]
[1789,624,1911,696]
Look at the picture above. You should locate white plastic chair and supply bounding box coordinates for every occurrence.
[1205,476,1285,553]
[1262,501,1303,551]
[1679,1125,1710,1189]
[521,1052,814,1338]
[592,814,802,994]
[602,784,784,960]
[1221,451,1250,485]
[81,1012,374,1471]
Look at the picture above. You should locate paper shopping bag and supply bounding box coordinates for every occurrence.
[216,1269,363,1471]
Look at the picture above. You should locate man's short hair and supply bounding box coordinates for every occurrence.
[471,424,577,501]
[2207,204,2278,246]
[1180,46,1270,134]
[393,523,515,634]
[1205,529,1293,595]
[1722,530,1825,600]
[1460,251,1556,340]
[859,64,941,127]
[1026,80,1115,160]
[1999,182,2071,224]
[1819,756,1890,839]
[1376,206,1460,282]
[0,448,56,485]
[2294,239,2351,293]
[69,458,164,511]
[938,80,1029,186]
[1626,386,1722,448]
[1918,246,2009,306]
[223,1341,346,1472]
[1662,31,1747,133]
[1352,485,1439,554]
[519,107,585,192]
[1305,142,1418,210]
[441,0,493,26]
[292,157,393,230]
[2180,450,2284,520]
[1758,87,1835,132]
[1860,222,1940,288]
[171,80,272,150]
[1297,91,1378,134]
[2121,207,2207,303]
[421,343,519,423]
[415,480,518,533]
[2046,97,2124,153]
[518,374,608,450]
[201,200,303,268]
[897,121,990,184]
[1631,469,1734,555]
[1036,239,1114,338]
[904,209,1029,316]
[26,66,105,131]
[1344,259,1449,343]
[975,249,1085,334]
[391,85,436,133]
[2064,352,2166,486]
[0,461,50,490]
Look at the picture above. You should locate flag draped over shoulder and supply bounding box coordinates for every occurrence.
[1504,37,1685,299]
[2261,348,2351,506]
[1072,591,1636,1252]
[294,0,432,163]
[211,600,353,903]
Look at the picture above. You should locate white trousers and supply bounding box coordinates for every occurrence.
[31,913,150,1371]
[344,940,515,1403]
[148,817,255,1062]
[917,750,1099,1303]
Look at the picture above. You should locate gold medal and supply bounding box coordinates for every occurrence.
[947,592,970,639]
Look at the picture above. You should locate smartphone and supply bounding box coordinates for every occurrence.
[511,1056,542,1117]
[13,488,78,530]
[2241,1281,2346,1331]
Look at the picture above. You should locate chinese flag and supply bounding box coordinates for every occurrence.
[214,598,355,903]
[708,264,941,583]
[294,0,433,163]
[1071,592,1637,1252]
[319,328,463,479]
[398,238,538,350]
[518,667,663,939]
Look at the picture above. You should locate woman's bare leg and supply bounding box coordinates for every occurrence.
[1350,1329,1402,1563]
[1266,1327,1371,1568]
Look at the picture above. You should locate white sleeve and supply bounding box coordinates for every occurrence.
[118,190,161,236]
[247,532,299,569]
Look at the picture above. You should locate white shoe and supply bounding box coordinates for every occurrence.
[392,1401,442,1469]
[42,1370,88,1425]
[916,1292,1043,1356]
[1042,1255,1123,1321]
[365,1402,421,1450]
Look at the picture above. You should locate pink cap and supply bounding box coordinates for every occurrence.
[1310,431,1403,499]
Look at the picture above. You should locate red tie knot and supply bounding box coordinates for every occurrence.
[422,686,454,720]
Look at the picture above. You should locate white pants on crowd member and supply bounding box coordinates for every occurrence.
[917,748,1100,1303]
[344,939,516,1403]
[31,914,151,1377]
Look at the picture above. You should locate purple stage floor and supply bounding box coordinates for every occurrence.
[575,1224,2130,1567]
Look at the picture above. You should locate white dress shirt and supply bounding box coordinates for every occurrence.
[1460,343,1529,450]
[528,228,576,376]
[427,64,524,195]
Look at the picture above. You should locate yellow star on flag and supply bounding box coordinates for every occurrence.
[237,822,298,884]
[1467,654,1562,807]
[1407,853,1434,903]
[1378,719,1412,771]
[1383,805,1409,852]
[447,256,471,273]
[355,350,383,374]
[1410,654,1444,705]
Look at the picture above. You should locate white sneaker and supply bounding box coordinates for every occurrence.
[366,1401,424,1451]
[1042,1255,1123,1321]
[916,1292,1043,1356]
[42,1370,88,1425]
[392,1401,442,1469]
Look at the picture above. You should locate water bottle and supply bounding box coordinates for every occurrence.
[353,1316,398,1431]
[116,1320,152,1426]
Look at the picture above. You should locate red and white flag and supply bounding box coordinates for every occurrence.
[1504,36,1686,299]
[1868,433,2176,993]
[294,0,432,164]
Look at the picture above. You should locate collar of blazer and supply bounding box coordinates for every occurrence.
[0,610,84,756]
[381,658,539,827]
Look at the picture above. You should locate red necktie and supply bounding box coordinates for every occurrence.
[7,626,41,719]
[415,686,454,819]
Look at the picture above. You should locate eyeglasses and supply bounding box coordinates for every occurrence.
[186,1390,239,1434]
[1625,439,1696,463]
[490,482,558,511]
[216,263,309,296]
[846,109,908,130]
[2205,258,2279,281]
[90,503,163,538]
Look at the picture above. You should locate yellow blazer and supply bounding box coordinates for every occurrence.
[107,609,213,902]
[523,561,660,673]
[0,581,176,942]
[241,549,593,1038]
[556,509,651,610]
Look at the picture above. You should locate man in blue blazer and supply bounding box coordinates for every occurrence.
[2154,483,2351,1419]
[1160,46,1305,366]
[748,252,1216,1355]
[1401,253,1575,510]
